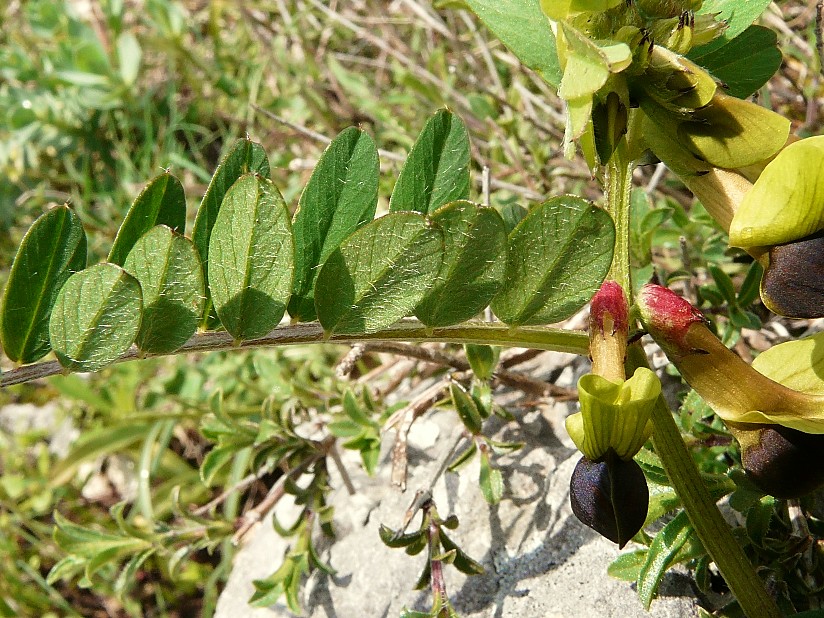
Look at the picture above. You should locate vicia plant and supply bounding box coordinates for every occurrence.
[2,1,824,617]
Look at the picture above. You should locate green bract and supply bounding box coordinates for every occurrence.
[565,367,660,461]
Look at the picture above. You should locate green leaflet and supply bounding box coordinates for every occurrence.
[314,213,444,335]
[208,174,294,342]
[49,263,143,372]
[692,0,773,55]
[389,109,471,214]
[490,196,614,325]
[108,172,186,265]
[730,136,824,248]
[688,26,781,99]
[637,511,703,609]
[751,332,824,397]
[479,450,503,505]
[1,205,87,363]
[192,138,270,322]
[289,127,379,322]
[123,226,205,354]
[450,382,483,435]
[414,201,506,327]
[463,0,561,87]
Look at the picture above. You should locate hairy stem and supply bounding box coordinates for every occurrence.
[1,319,588,388]
[604,144,633,293]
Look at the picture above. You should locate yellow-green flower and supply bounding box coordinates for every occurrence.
[566,367,660,461]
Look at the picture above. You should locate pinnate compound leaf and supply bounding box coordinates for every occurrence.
[208,174,294,341]
[289,127,379,321]
[688,26,781,99]
[108,172,186,265]
[49,263,142,372]
[389,110,470,214]
[415,201,507,326]
[491,196,614,325]
[315,213,443,335]
[462,0,561,87]
[192,138,270,278]
[123,226,205,354]
[730,136,824,248]
[1,205,86,363]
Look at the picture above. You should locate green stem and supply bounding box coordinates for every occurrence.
[650,397,783,618]
[604,145,633,293]
[1,319,589,388]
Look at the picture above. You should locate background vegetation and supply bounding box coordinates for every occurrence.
[0,0,822,616]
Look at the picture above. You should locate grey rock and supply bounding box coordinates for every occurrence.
[216,368,700,618]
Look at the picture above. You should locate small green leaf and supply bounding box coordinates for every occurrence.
[1,205,87,363]
[607,549,647,582]
[688,26,781,99]
[289,128,379,321]
[730,136,824,248]
[208,174,294,341]
[389,110,470,215]
[415,201,507,326]
[315,213,443,335]
[464,344,499,381]
[108,172,186,265]
[379,524,426,549]
[637,511,696,609]
[439,531,485,575]
[462,0,561,87]
[49,263,142,372]
[450,382,483,435]
[479,451,503,504]
[123,226,205,354]
[342,390,374,427]
[116,31,141,86]
[491,196,614,325]
[708,265,736,306]
[448,441,478,472]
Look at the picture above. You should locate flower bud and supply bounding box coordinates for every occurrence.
[637,284,824,432]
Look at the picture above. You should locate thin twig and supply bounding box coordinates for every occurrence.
[191,468,272,517]
[232,446,328,545]
[388,380,450,490]
[328,442,356,496]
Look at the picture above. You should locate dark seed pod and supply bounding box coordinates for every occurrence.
[761,231,824,319]
[569,450,649,548]
[738,424,824,499]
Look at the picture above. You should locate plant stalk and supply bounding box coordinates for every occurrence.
[649,393,783,618]
[604,145,633,293]
[0,320,589,388]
